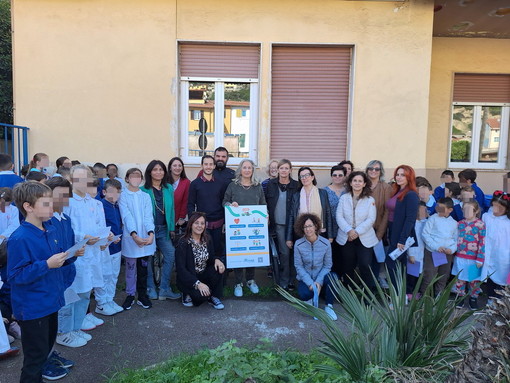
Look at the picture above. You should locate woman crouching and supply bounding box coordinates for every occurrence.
[176,212,225,309]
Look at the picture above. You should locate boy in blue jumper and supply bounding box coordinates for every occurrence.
[45,177,89,352]
[95,179,123,316]
[0,154,24,189]
[458,169,487,212]
[7,182,72,382]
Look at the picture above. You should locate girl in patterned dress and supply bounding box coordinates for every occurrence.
[451,200,485,310]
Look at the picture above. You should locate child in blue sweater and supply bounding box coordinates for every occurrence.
[7,182,72,382]
[95,179,123,316]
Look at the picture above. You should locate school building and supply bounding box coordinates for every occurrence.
[10,0,510,190]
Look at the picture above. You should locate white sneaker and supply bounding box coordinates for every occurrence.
[324,304,338,321]
[247,280,259,294]
[95,303,117,316]
[80,314,97,331]
[56,332,87,348]
[378,277,389,289]
[89,313,104,326]
[73,330,92,341]
[109,301,124,313]
[234,283,243,297]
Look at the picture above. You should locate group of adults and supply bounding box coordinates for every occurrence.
[142,146,418,319]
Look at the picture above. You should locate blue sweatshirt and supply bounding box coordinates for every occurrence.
[7,221,69,320]
[101,198,122,254]
[0,171,24,188]
[47,213,77,288]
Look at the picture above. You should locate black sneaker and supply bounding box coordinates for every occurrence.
[469,297,478,310]
[454,295,464,309]
[122,295,135,310]
[287,283,296,291]
[137,295,152,309]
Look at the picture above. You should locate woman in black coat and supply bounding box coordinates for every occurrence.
[286,167,333,248]
[175,212,226,309]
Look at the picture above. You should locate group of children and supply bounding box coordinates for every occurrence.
[408,169,510,310]
[0,154,152,382]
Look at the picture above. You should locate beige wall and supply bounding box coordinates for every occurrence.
[12,0,434,173]
[427,37,510,192]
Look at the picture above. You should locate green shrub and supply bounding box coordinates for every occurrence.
[279,266,475,383]
[108,339,365,383]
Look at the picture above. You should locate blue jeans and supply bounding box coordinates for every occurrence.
[297,272,337,305]
[58,290,90,333]
[147,225,176,292]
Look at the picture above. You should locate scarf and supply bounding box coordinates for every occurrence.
[299,186,323,230]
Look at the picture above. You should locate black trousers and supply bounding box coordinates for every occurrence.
[182,265,223,305]
[19,311,58,383]
[339,238,375,288]
[136,256,149,298]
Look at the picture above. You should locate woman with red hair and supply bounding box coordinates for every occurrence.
[385,165,419,285]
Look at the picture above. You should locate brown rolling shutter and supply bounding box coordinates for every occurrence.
[453,73,510,103]
[270,45,352,163]
[180,43,260,79]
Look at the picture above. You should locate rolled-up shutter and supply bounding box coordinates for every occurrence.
[453,73,510,103]
[270,45,352,163]
[180,43,260,79]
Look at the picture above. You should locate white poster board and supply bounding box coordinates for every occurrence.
[225,205,270,269]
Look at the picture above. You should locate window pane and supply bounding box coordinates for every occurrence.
[188,82,215,157]
[224,83,250,158]
[450,106,473,163]
[478,106,502,163]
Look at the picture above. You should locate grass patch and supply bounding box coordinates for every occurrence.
[107,340,365,383]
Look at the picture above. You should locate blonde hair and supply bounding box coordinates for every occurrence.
[70,164,93,179]
[234,159,260,186]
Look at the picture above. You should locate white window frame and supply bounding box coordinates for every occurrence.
[448,102,510,170]
[179,78,259,165]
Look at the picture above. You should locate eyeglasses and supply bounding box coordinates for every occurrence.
[332,174,344,178]
[367,167,381,172]
[303,225,315,229]
[299,173,312,180]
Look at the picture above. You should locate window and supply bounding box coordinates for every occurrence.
[179,43,260,164]
[448,74,510,169]
[270,45,352,163]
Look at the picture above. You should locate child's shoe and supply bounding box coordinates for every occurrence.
[81,313,103,331]
[56,332,87,348]
[122,295,135,310]
[137,295,153,309]
[47,351,74,369]
[95,302,117,316]
[73,330,92,341]
[42,359,69,381]
[469,297,478,310]
[109,301,124,313]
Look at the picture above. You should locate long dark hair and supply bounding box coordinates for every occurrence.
[183,212,209,243]
[167,157,188,184]
[345,171,372,199]
[144,160,169,189]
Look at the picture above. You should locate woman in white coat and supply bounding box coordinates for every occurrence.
[119,168,156,310]
[336,171,378,289]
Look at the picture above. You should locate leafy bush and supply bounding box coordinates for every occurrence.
[279,266,475,383]
[450,140,470,162]
[108,339,363,383]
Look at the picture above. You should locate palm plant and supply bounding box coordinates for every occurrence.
[278,265,475,382]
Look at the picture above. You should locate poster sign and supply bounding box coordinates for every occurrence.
[225,205,270,269]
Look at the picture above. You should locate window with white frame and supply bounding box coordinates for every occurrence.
[448,73,510,169]
[179,43,260,164]
[449,104,509,168]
